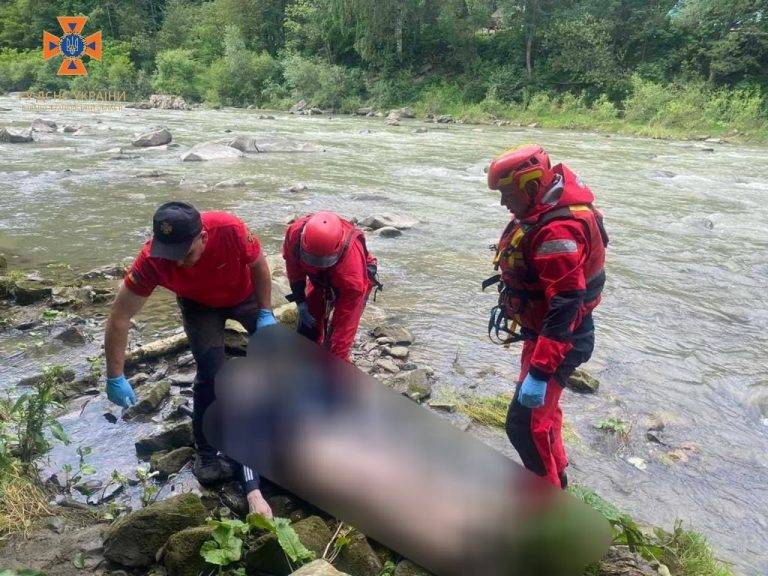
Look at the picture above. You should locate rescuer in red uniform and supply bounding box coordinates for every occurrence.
[283,211,380,362]
[484,145,608,489]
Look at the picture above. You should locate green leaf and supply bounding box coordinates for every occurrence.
[247,512,276,532]
[73,551,86,569]
[48,420,70,445]
[80,464,96,476]
[274,518,315,563]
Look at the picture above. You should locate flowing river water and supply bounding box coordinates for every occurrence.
[0,97,767,574]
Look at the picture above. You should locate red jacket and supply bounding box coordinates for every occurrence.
[283,216,377,361]
[495,164,607,381]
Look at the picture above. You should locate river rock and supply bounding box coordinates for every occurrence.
[225,135,261,153]
[82,264,126,280]
[356,107,373,116]
[414,127,428,134]
[126,332,189,366]
[335,530,383,576]
[63,125,80,133]
[386,112,401,126]
[375,358,400,373]
[104,493,207,567]
[12,281,51,305]
[168,371,196,388]
[598,545,657,576]
[386,368,433,402]
[360,214,418,231]
[566,369,599,393]
[135,421,194,457]
[0,128,33,143]
[162,525,214,576]
[374,226,402,238]
[371,324,414,345]
[275,302,299,328]
[384,346,409,359]
[74,479,103,496]
[124,380,171,419]
[31,118,57,132]
[282,182,309,193]
[291,560,351,576]
[148,94,190,110]
[50,286,78,307]
[290,100,309,114]
[246,515,331,576]
[435,115,454,124]
[213,178,247,189]
[132,128,172,147]
[394,560,434,576]
[150,446,195,479]
[18,367,76,388]
[181,142,244,162]
[88,482,124,505]
[53,325,86,345]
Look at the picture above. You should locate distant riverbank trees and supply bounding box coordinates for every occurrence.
[1,0,766,139]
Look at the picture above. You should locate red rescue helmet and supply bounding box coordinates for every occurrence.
[300,211,345,268]
[487,145,553,194]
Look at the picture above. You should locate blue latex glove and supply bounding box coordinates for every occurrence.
[256,309,277,330]
[106,375,136,408]
[297,302,316,330]
[518,373,548,408]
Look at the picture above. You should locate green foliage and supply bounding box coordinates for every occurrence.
[205,26,283,106]
[571,486,734,576]
[0,365,70,466]
[201,518,249,566]
[595,416,629,435]
[247,513,315,565]
[0,49,42,92]
[70,42,151,99]
[152,49,204,102]
[282,54,365,111]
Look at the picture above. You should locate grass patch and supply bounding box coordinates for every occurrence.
[0,461,51,537]
[459,393,512,428]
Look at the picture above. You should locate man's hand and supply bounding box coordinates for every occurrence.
[518,373,547,408]
[256,309,277,330]
[106,375,137,408]
[247,488,273,518]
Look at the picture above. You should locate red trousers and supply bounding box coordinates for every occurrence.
[505,339,569,489]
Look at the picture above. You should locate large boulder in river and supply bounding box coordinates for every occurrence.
[0,127,33,143]
[132,128,172,148]
[149,94,189,110]
[359,214,418,231]
[290,99,309,114]
[135,421,194,457]
[162,525,214,576]
[181,142,244,162]
[103,493,207,567]
[31,118,57,132]
[226,135,261,153]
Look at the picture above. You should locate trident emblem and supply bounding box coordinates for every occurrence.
[43,16,102,76]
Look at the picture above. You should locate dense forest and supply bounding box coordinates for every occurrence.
[0,0,766,138]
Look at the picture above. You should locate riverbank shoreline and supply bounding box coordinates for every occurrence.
[0,256,737,576]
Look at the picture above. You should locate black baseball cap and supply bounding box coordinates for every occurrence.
[150,201,203,260]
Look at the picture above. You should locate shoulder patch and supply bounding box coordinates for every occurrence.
[536,239,578,256]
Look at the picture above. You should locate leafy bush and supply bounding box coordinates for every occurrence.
[0,365,70,465]
[152,49,204,101]
[70,42,150,99]
[0,49,40,92]
[205,27,283,107]
[282,53,364,111]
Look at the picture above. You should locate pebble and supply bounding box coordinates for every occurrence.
[375,358,400,373]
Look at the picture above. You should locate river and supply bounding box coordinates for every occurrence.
[0,96,766,575]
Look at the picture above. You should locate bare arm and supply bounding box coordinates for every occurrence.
[250,253,272,310]
[105,283,148,378]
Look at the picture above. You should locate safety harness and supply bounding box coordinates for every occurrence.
[483,203,608,346]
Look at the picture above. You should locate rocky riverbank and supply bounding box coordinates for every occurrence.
[1,252,731,576]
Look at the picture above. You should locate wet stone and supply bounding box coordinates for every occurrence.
[385,346,410,359]
[169,372,196,388]
[566,369,599,393]
[135,421,194,458]
[375,358,400,373]
[371,324,414,345]
[150,446,195,479]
